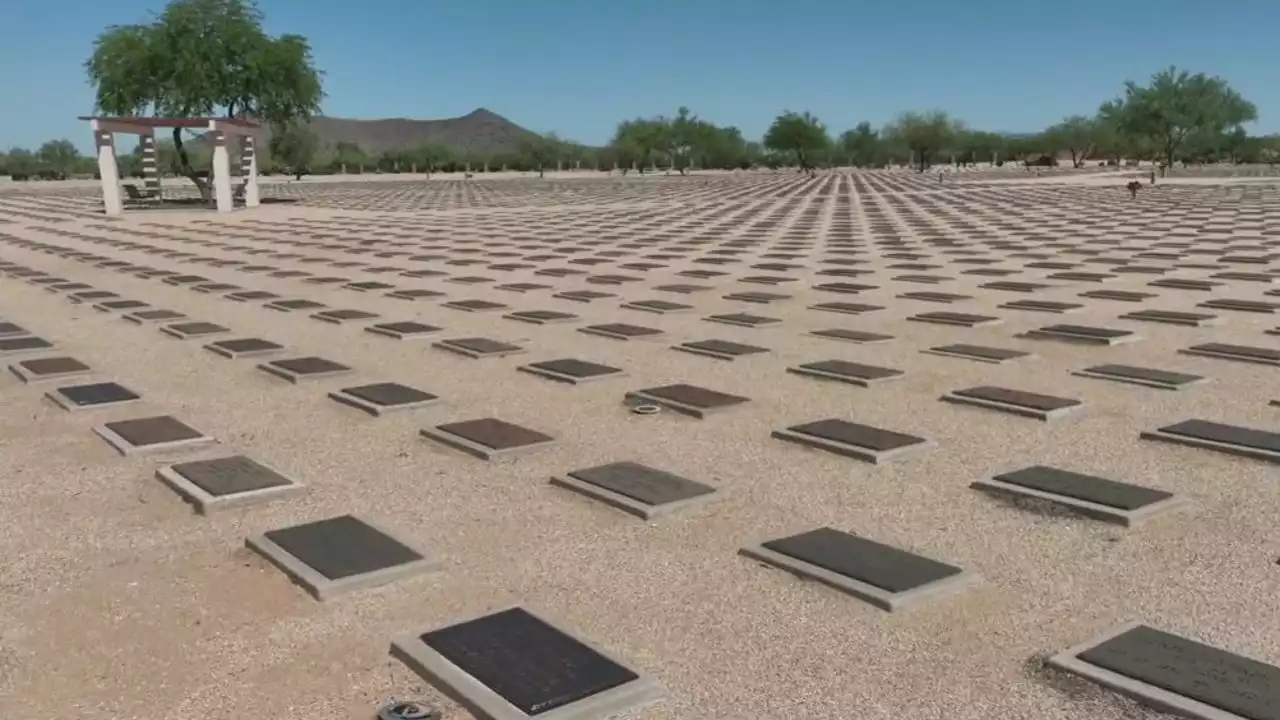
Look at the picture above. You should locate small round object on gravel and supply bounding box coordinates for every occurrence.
[376,701,440,720]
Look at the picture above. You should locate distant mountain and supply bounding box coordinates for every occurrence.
[273,108,544,156]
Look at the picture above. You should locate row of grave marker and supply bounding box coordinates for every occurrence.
[8,305,1280,719]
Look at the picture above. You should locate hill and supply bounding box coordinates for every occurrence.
[299,108,541,156]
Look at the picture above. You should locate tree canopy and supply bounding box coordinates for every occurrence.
[881,111,962,171]
[267,123,319,179]
[1099,66,1257,168]
[84,0,324,196]
[763,111,830,173]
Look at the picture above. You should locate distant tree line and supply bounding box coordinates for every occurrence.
[12,0,1277,184]
[12,65,1277,183]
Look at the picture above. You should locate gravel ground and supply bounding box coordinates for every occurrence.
[1,171,1278,720]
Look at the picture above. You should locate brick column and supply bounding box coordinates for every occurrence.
[139,133,160,197]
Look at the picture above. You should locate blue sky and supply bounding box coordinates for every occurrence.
[3,0,1276,153]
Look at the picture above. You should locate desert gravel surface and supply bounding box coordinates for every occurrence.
[2,171,1279,720]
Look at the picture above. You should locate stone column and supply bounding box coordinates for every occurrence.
[210,131,234,212]
[95,129,123,216]
[242,134,260,208]
[139,133,160,197]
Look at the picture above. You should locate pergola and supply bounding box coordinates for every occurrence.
[79,116,263,216]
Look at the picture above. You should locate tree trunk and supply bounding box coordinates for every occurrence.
[172,128,213,201]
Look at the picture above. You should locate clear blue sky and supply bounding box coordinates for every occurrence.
[3,0,1276,153]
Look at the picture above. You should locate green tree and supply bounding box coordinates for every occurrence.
[763,110,829,174]
[519,133,559,178]
[691,124,750,170]
[5,148,37,179]
[84,0,324,199]
[952,130,1006,166]
[610,118,665,174]
[407,143,453,176]
[1100,66,1257,168]
[1044,116,1100,168]
[37,140,81,179]
[268,123,319,179]
[838,122,882,167]
[882,111,960,171]
[332,141,366,172]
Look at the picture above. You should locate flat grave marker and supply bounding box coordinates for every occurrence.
[622,299,692,314]
[1079,289,1156,302]
[704,312,781,328]
[258,356,353,384]
[226,290,279,302]
[161,321,230,340]
[247,514,439,600]
[0,335,55,356]
[123,309,187,324]
[898,291,971,304]
[390,606,663,720]
[1198,298,1278,314]
[923,344,1031,364]
[772,418,932,464]
[518,358,624,385]
[1048,621,1280,720]
[204,337,285,359]
[1141,418,1280,464]
[672,339,769,361]
[1120,309,1219,327]
[433,337,526,359]
[578,323,664,341]
[265,299,327,312]
[973,465,1183,526]
[69,290,120,304]
[555,290,616,303]
[908,311,1002,328]
[387,289,446,301]
[807,302,884,316]
[442,299,508,313]
[0,321,28,338]
[624,383,749,418]
[787,359,904,387]
[740,527,977,612]
[1074,364,1206,391]
[93,299,148,312]
[809,328,893,344]
[999,300,1082,314]
[725,291,789,303]
[1149,278,1220,291]
[93,415,216,456]
[942,385,1083,422]
[552,461,721,520]
[503,310,578,325]
[46,381,141,411]
[9,356,91,384]
[1179,342,1280,367]
[421,417,556,460]
[329,382,440,416]
[1020,324,1138,346]
[365,321,442,340]
[345,280,395,291]
[156,454,304,513]
[192,282,239,294]
[312,308,380,324]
